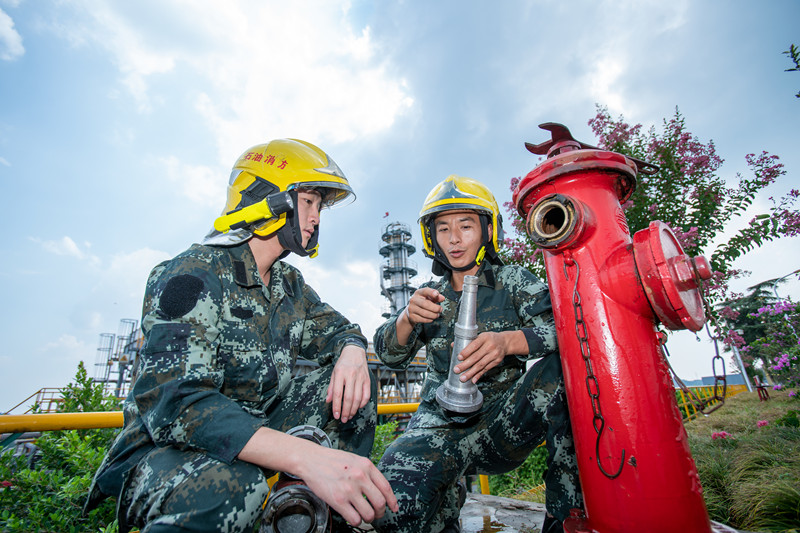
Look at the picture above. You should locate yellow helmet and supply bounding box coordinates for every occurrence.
[203,138,354,257]
[418,175,504,274]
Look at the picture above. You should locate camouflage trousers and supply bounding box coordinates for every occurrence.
[372,353,582,533]
[118,365,377,533]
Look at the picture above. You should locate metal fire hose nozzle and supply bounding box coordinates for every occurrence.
[260,425,332,533]
[436,275,484,413]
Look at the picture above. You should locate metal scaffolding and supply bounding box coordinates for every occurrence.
[92,319,140,399]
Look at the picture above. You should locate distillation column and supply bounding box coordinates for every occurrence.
[379,222,418,317]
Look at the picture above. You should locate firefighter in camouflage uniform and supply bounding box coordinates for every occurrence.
[371,175,582,533]
[85,139,397,532]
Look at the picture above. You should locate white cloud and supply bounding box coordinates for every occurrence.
[47,1,413,163]
[47,2,175,112]
[161,155,226,209]
[64,247,171,345]
[0,7,23,61]
[103,247,172,300]
[41,333,89,355]
[33,235,96,261]
[0,156,9,167]
[586,56,627,116]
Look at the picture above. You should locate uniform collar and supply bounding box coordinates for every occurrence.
[440,261,496,298]
[227,243,295,299]
[227,243,261,288]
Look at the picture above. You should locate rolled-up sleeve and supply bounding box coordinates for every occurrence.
[511,267,559,360]
[373,309,425,369]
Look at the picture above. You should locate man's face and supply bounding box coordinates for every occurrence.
[296,189,322,247]
[433,211,490,270]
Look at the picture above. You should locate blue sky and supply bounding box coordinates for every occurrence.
[1,0,798,411]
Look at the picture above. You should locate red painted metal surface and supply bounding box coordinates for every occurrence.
[513,124,713,533]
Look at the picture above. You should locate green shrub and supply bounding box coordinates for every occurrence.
[370,420,399,465]
[0,362,120,532]
[488,445,548,499]
[776,409,800,428]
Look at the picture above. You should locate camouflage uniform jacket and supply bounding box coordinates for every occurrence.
[374,262,557,426]
[88,242,367,504]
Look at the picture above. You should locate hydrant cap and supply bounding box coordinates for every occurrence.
[633,221,708,331]
[513,149,637,218]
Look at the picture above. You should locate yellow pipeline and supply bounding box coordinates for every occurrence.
[0,411,124,433]
[377,402,419,415]
[0,403,419,434]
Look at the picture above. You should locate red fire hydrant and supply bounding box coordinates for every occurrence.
[513,124,714,533]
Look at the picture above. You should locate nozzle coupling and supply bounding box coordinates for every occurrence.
[436,275,484,414]
[260,426,332,533]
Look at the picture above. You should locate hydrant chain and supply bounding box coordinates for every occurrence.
[708,322,728,407]
[565,257,626,480]
[697,281,729,409]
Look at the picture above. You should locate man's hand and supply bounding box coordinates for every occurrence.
[396,287,445,345]
[453,330,528,383]
[298,444,399,526]
[239,428,398,526]
[405,287,445,325]
[327,344,371,423]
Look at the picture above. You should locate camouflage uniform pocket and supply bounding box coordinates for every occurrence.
[219,347,279,404]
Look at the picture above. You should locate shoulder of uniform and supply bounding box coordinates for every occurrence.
[273,260,307,287]
[274,260,319,301]
[146,244,230,290]
[494,263,547,291]
[276,259,302,277]
[420,277,445,291]
[176,243,229,261]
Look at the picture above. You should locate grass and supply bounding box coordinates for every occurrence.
[685,390,800,532]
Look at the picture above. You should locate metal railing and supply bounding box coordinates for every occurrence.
[674,384,748,421]
[3,388,66,415]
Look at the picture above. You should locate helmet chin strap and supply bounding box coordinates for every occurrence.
[428,214,490,275]
[276,190,319,258]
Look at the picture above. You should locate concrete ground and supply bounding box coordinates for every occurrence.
[459,493,546,533]
[360,492,745,532]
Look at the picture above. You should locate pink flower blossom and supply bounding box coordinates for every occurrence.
[0,480,12,488]
[711,431,731,440]
[757,420,769,428]
[789,390,797,398]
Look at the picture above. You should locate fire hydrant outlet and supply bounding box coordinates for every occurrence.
[527,194,584,249]
[633,221,709,331]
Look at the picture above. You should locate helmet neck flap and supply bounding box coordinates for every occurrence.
[276,189,320,258]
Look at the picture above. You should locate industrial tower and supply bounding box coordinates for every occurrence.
[93,318,140,399]
[379,221,418,318]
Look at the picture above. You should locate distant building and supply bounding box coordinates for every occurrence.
[701,374,746,386]
[674,374,747,388]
